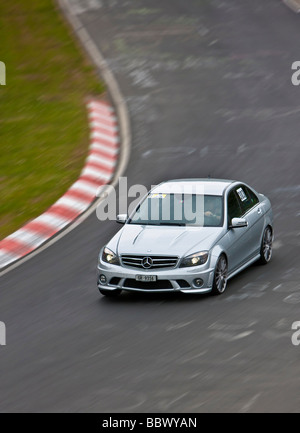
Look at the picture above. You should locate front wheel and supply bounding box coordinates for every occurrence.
[259,226,273,265]
[211,255,228,295]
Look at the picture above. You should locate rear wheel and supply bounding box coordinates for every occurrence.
[212,255,228,295]
[99,289,122,297]
[259,226,273,265]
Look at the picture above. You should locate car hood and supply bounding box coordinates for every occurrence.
[114,224,224,257]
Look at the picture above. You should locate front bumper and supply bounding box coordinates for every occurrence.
[97,261,215,294]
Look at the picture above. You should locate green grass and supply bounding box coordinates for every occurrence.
[0,0,105,239]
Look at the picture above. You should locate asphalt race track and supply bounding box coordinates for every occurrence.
[1,0,300,412]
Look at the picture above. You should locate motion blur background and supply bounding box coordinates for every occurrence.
[0,0,300,413]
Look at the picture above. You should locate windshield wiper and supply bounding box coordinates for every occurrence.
[129,222,159,226]
[129,222,186,226]
[159,222,186,226]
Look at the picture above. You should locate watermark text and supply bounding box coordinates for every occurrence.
[96,177,206,224]
[0,321,6,346]
[291,61,300,86]
[0,61,6,86]
[292,321,300,346]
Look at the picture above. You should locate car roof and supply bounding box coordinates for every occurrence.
[152,179,236,196]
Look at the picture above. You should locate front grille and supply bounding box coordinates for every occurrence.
[121,255,178,270]
[123,279,173,290]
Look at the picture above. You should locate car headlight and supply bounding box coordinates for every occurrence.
[101,247,120,265]
[180,251,209,268]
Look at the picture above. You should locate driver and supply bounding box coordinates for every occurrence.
[204,197,221,224]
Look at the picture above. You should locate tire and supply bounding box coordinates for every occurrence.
[99,289,122,297]
[211,254,228,295]
[258,226,273,265]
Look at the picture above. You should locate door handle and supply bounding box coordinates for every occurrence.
[257,208,262,215]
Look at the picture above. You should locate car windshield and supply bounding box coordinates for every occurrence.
[129,193,224,227]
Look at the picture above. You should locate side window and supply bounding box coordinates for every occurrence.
[227,190,243,224]
[236,185,259,215]
[246,186,259,207]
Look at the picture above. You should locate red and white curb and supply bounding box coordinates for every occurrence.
[0,100,119,270]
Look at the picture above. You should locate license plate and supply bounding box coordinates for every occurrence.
[136,275,157,282]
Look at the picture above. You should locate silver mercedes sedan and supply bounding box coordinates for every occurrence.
[97,179,273,296]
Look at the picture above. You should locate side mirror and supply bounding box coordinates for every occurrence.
[230,217,248,229]
[116,214,128,224]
